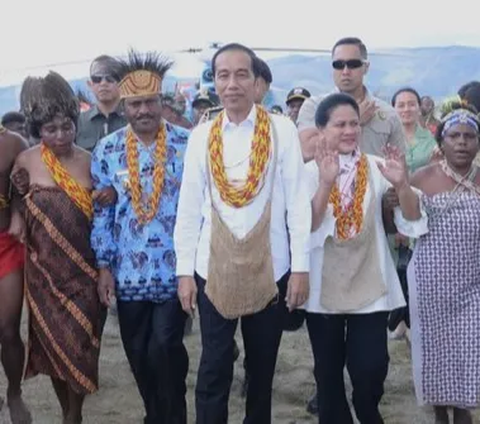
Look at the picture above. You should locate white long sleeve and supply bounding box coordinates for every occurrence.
[174,107,311,281]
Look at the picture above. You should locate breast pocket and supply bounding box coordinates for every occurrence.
[113,169,132,199]
[363,119,391,155]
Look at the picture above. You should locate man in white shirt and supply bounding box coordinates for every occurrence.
[174,43,311,424]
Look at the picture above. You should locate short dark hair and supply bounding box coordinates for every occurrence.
[332,37,368,60]
[458,81,480,100]
[315,93,360,127]
[211,43,260,78]
[89,54,122,78]
[391,87,422,107]
[463,85,480,113]
[256,58,272,84]
[1,111,26,126]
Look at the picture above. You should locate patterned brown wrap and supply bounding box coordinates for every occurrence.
[23,185,106,394]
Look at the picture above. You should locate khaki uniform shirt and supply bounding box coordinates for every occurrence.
[297,89,406,157]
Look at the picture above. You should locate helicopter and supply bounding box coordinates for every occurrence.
[0,41,414,116]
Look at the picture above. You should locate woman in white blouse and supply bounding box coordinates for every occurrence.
[303,93,428,424]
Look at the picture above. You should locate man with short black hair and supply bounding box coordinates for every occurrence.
[255,57,272,104]
[298,37,406,162]
[76,55,126,152]
[175,42,311,424]
[1,112,28,140]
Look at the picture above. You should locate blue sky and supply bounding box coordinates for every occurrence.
[1,0,478,86]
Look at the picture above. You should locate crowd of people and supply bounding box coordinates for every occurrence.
[0,36,480,424]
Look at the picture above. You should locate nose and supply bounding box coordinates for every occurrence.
[225,75,240,91]
[344,123,357,135]
[138,101,150,115]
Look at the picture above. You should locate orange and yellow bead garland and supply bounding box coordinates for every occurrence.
[125,124,167,224]
[329,153,368,239]
[208,105,271,208]
[41,143,93,220]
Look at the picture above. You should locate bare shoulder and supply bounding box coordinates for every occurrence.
[410,162,438,190]
[74,145,92,166]
[0,130,29,158]
[16,145,40,170]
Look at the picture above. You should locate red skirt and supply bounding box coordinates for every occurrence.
[0,231,24,279]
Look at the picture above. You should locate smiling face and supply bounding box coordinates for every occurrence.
[123,94,162,135]
[320,104,361,154]
[394,91,421,126]
[441,122,480,169]
[214,49,256,115]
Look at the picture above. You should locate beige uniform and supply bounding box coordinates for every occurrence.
[297,89,406,157]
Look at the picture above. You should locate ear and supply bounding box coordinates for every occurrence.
[87,80,94,90]
[363,61,370,76]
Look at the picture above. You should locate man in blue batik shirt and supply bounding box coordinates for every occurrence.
[91,49,189,424]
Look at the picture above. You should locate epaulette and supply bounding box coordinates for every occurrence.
[199,106,224,124]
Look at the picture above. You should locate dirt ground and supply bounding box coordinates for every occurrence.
[0,312,479,424]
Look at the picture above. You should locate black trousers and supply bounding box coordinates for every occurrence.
[117,299,188,424]
[195,271,289,424]
[306,312,389,424]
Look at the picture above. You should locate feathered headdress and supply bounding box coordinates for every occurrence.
[19,71,79,138]
[117,49,173,99]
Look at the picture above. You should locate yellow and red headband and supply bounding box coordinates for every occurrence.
[118,70,162,99]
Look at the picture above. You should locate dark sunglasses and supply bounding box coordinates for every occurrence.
[90,74,118,84]
[332,59,365,70]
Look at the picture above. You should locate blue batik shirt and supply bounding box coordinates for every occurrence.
[91,122,189,302]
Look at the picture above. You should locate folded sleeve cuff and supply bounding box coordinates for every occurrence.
[394,189,429,238]
[291,254,310,273]
[176,258,195,277]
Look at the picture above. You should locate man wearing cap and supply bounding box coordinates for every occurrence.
[286,87,311,125]
[192,89,220,126]
[162,93,193,129]
[91,49,190,424]
[298,37,406,162]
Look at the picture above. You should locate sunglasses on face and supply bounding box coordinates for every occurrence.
[90,74,118,84]
[332,59,365,70]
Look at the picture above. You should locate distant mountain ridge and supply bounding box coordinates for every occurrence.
[1,45,479,116]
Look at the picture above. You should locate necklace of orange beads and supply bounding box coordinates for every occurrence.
[329,153,368,239]
[208,105,271,208]
[125,124,166,224]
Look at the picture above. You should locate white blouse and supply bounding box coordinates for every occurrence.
[302,154,429,314]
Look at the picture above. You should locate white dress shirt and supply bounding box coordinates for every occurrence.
[174,106,311,281]
[303,154,429,314]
